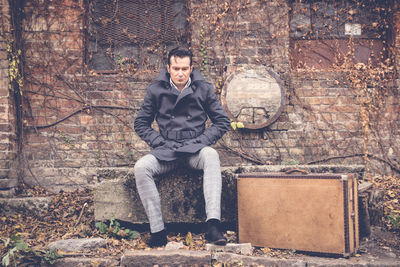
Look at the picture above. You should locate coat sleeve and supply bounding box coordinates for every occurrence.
[196,83,231,145]
[134,87,165,148]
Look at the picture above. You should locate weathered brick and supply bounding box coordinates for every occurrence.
[0,0,395,193]
[0,87,10,97]
[0,68,8,78]
[80,115,95,125]
[0,50,8,60]
[0,123,10,132]
[334,105,359,113]
[0,143,9,151]
[241,49,257,57]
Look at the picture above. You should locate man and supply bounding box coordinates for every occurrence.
[134,46,231,247]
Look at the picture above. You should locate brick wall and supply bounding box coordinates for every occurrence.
[0,0,18,196]
[395,2,400,77]
[9,0,400,192]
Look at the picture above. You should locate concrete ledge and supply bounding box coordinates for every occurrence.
[213,252,306,267]
[206,243,253,255]
[53,257,119,267]
[0,178,18,189]
[94,167,238,223]
[213,252,400,267]
[48,238,106,252]
[94,165,365,224]
[0,188,15,198]
[119,248,399,267]
[0,196,52,216]
[120,250,211,267]
[49,250,400,267]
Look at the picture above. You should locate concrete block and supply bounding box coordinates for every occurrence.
[94,165,365,225]
[94,167,238,224]
[213,253,307,267]
[0,196,51,216]
[94,174,147,223]
[206,242,253,255]
[0,177,17,188]
[0,168,9,178]
[120,250,211,267]
[53,257,119,267]
[0,188,14,198]
[48,238,106,252]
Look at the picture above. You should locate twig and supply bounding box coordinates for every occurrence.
[74,202,88,228]
[306,153,400,174]
[27,105,137,130]
[221,144,264,165]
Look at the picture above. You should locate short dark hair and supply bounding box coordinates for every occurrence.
[168,46,193,66]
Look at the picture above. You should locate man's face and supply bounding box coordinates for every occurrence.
[167,56,193,91]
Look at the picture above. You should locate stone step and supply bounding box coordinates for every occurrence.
[53,257,118,267]
[0,196,52,216]
[0,178,18,189]
[48,238,107,252]
[206,242,253,255]
[0,168,10,179]
[119,248,400,267]
[47,249,400,267]
[120,250,211,267]
[0,188,15,198]
[94,164,365,224]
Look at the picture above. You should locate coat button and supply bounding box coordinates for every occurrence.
[187,115,191,119]
[171,116,175,119]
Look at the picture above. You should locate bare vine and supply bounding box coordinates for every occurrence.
[0,0,398,190]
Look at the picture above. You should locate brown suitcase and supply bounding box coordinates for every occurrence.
[237,171,359,257]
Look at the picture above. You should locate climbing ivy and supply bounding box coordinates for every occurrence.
[7,42,23,95]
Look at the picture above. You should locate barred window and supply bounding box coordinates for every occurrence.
[289,0,392,68]
[87,0,189,72]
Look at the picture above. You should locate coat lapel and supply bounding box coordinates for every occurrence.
[174,86,193,107]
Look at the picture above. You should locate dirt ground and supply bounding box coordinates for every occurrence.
[1,180,399,266]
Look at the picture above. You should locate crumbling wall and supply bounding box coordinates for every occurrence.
[0,0,19,196]
[4,0,397,192]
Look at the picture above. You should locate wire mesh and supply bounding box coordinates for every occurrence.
[87,0,188,71]
[90,0,188,46]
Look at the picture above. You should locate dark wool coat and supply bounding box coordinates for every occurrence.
[134,68,231,161]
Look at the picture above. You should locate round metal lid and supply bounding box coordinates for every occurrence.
[221,66,286,129]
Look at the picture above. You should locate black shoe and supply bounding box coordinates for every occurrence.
[146,229,167,248]
[205,219,227,246]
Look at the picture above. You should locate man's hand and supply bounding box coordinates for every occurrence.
[175,136,208,154]
[151,136,166,148]
[165,140,183,150]
[182,135,211,146]
[182,138,200,146]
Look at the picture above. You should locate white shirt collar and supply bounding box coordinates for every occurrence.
[170,77,192,93]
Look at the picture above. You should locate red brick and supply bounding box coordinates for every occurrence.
[80,115,95,125]
[0,123,10,132]
[0,143,9,151]
[334,105,359,113]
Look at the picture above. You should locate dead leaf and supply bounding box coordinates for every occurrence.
[185,232,194,248]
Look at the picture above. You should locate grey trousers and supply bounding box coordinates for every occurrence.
[133,146,222,233]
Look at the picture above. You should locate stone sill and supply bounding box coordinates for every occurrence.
[94,164,365,224]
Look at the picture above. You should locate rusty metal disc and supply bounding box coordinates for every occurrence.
[221,66,286,129]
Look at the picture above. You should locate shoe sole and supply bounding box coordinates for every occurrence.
[210,238,227,246]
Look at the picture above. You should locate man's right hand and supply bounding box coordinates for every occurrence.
[151,136,166,148]
[153,138,183,150]
[164,140,183,150]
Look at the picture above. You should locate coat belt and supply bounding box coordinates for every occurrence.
[164,130,200,141]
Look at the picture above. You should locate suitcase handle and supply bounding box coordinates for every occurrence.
[285,168,309,175]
